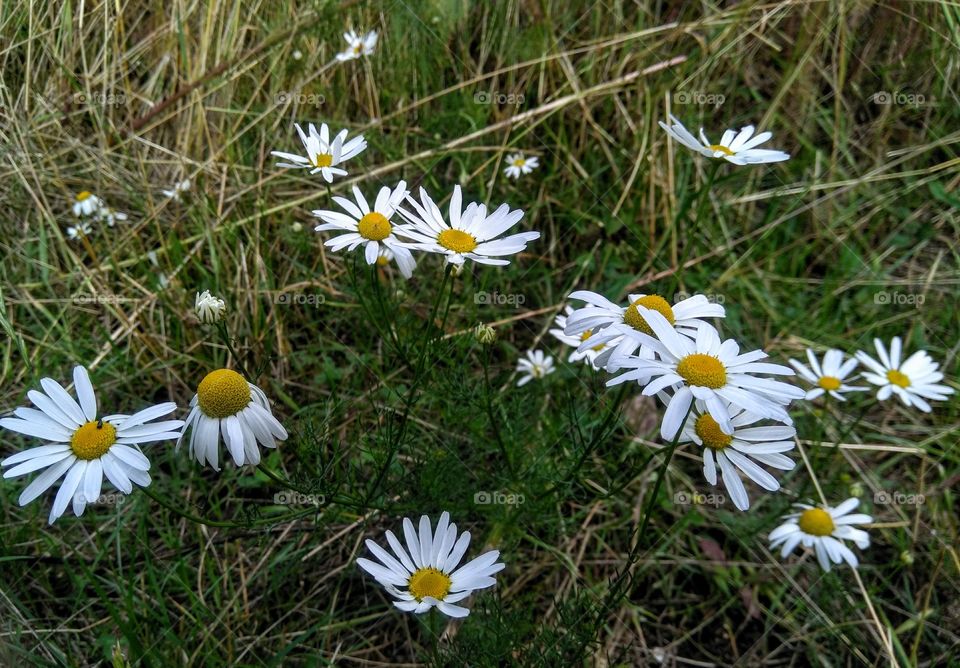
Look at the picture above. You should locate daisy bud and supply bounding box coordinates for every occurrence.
[474,322,496,344]
[195,290,226,324]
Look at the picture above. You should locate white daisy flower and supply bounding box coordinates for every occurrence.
[549,306,621,368]
[270,122,367,183]
[66,222,93,240]
[679,401,796,511]
[98,207,128,227]
[178,369,287,470]
[162,179,191,200]
[516,350,555,387]
[312,181,416,278]
[608,313,805,440]
[195,290,226,324]
[855,337,954,412]
[357,511,505,618]
[658,115,790,165]
[789,349,868,402]
[563,291,725,372]
[72,191,103,217]
[336,29,378,61]
[396,185,540,266]
[0,365,184,524]
[503,153,539,179]
[769,497,872,571]
[375,247,417,277]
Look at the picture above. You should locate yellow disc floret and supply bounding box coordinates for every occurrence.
[408,567,452,602]
[622,295,675,335]
[798,508,835,537]
[695,414,732,450]
[357,212,392,241]
[313,153,333,168]
[708,144,735,156]
[818,376,842,391]
[437,229,478,254]
[197,369,251,418]
[886,369,910,388]
[70,420,117,460]
[76,191,93,201]
[677,354,727,389]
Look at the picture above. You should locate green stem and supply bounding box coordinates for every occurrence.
[481,344,512,475]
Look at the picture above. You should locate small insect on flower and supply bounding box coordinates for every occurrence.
[357,512,505,618]
[789,348,868,401]
[0,366,184,524]
[313,181,416,278]
[162,179,192,201]
[336,29,378,61]
[658,115,790,165]
[194,290,226,324]
[679,400,796,511]
[516,350,555,386]
[178,369,288,470]
[396,185,540,267]
[72,191,104,217]
[607,314,805,440]
[270,122,367,183]
[855,337,954,412]
[503,152,539,179]
[769,498,872,571]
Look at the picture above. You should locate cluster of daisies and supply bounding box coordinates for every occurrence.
[65,179,190,241]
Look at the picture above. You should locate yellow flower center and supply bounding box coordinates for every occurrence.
[708,144,735,156]
[622,295,676,335]
[408,567,452,602]
[376,255,389,266]
[76,191,93,201]
[357,212,392,241]
[313,153,333,168]
[694,413,732,450]
[512,158,526,167]
[437,229,478,254]
[798,508,835,537]
[70,420,117,460]
[676,354,727,389]
[579,329,605,352]
[818,376,842,391]
[197,369,251,418]
[886,369,911,388]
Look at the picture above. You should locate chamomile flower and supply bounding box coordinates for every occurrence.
[66,221,92,240]
[658,115,790,165]
[336,29,378,61]
[516,350,555,386]
[769,498,872,571]
[374,247,417,278]
[313,181,416,278]
[679,401,796,511]
[564,291,725,372]
[357,511,505,618]
[396,185,540,266]
[162,179,191,200]
[789,349,868,401]
[503,153,539,179]
[608,314,804,439]
[855,337,954,412]
[178,369,288,470]
[270,122,367,183]
[72,191,103,217]
[0,366,183,524]
[195,290,226,324]
[549,306,621,368]
[98,207,128,227]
